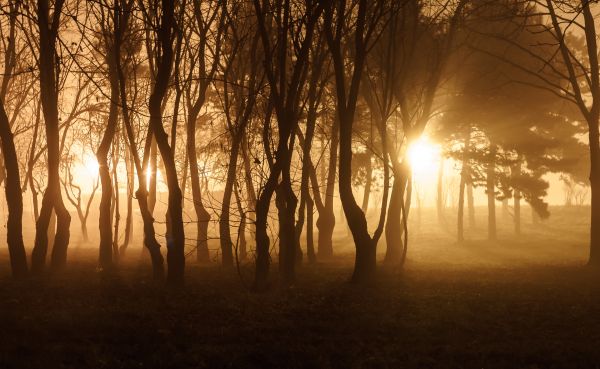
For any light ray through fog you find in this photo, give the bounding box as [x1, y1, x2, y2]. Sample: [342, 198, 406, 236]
[407, 136, 441, 183]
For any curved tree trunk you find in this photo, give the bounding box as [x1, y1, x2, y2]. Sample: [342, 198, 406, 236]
[187, 112, 210, 263]
[96, 51, 119, 270]
[149, 0, 184, 286]
[119, 148, 134, 255]
[31, 0, 71, 273]
[254, 166, 279, 290]
[384, 167, 409, 264]
[0, 101, 27, 277]
[115, 6, 164, 279]
[219, 135, 242, 267]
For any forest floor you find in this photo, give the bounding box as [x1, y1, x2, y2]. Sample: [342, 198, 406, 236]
[0, 206, 599, 368]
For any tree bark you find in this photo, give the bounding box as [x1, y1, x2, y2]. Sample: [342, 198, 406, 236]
[588, 115, 600, 266]
[487, 144, 497, 240]
[149, 0, 185, 286]
[458, 169, 466, 243]
[31, 0, 72, 273]
[97, 34, 120, 270]
[513, 160, 522, 235]
[219, 135, 242, 267]
[316, 120, 338, 259]
[384, 166, 408, 264]
[0, 100, 27, 277]
[119, 148, 134, 255]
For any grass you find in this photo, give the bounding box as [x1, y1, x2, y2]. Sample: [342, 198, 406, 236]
[0, 206, 598, 368]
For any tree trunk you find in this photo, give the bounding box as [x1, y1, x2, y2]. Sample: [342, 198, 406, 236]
[254, 166, 279, 290]
[276, 177, 298, 284]
[119, 148, 134, 255]
[219, 135, 242, 267]
[339, 113, 379, 283]
[111, 150, 120, 261]
[148, 139, 158, 214]
[487, 144, 497, 241]
[116, 28, 164, 280]
[187, 115, 210, 263]
[316, 120, 338, 259]
[588, 116, 600, 266]
[306, 195, 316, 263]
[384, 168, 408, 264]
[233, 180, 247, 261]
[0, 101, 27, 277]
[457, 168, 466, 243]
[96, 53, 119, 270]
[458, 130, 471, 243]
[512, 160, 522, 235]
[149, 0, 184, 286]
[31, 0, 71, 272]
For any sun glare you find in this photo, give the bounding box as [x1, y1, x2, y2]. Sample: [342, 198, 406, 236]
[82, 154, 100, 177]
[407, 137, 441, 180]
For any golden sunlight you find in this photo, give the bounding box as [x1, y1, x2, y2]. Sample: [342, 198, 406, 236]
[83, 154, 100, 177]
[407, 136, 441, 181]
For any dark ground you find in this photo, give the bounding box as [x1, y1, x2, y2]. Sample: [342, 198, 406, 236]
[0, 206, 599, 368]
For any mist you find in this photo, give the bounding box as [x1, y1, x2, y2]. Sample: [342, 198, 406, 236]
[0, 0, 599, 367]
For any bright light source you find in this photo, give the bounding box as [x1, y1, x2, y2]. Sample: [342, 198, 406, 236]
[82, 154, 99, 178]
[407, 136, 441, 180]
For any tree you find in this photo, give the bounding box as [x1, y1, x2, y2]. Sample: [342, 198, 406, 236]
[145, 0, 185, 285]
[325, 0, 390, 282]
[0, 0, 28, 277]
[31, 0, 72, 272]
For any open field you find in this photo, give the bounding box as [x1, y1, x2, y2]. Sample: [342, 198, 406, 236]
[0, 206, 598, 368]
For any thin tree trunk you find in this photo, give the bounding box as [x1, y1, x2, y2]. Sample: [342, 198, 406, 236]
[233, 180, 247, 261]
[588, 115, 600, 266]
[513, 159, 522, 235]
[457, 170, 466, 243]
[148, 139, 157, 214]
[487, 144, 497, 240]
[119, 147, 134, 255]
[111, 144, 120, 261]
[219, 135, 242, 267]
[306, 195, 316, 263]
[384, 167, 408, 264]
[458, 130, 471, 242]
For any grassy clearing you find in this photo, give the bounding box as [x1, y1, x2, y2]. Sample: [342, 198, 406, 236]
[0, 206, 598, 368]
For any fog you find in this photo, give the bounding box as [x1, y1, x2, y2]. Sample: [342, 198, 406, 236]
[1, 0, 599, 367]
